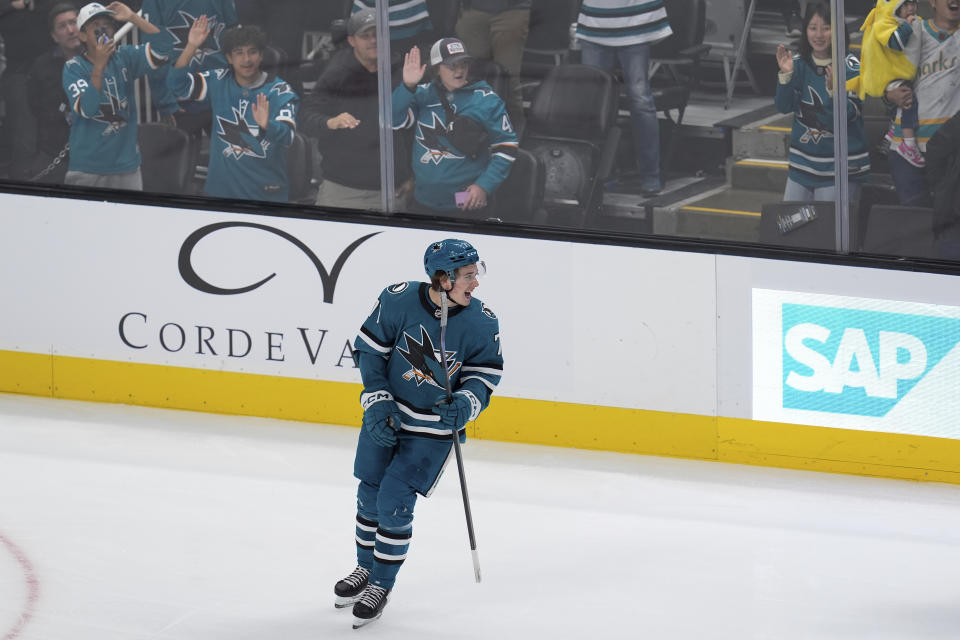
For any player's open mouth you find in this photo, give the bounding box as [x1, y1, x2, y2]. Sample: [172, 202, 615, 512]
[949, 1, 960, 11]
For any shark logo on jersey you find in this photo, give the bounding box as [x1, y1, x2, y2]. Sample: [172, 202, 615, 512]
[270, 81, 294, 97]
[397, 325, 461, 388]
[167, 10, 225, 65]
[93, 77, 128, 135]
[416, 112, 464, 164]
[216, 106, 267, 159]
[797, 87, 831, 144]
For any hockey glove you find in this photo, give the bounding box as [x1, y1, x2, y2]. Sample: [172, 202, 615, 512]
[363, 399, 402, 447]
[432, 392, 473, 431]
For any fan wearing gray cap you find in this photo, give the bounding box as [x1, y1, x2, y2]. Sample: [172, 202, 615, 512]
[300, 8, 413, 210]
[391, 38, 518, 215]
[61, 2, 168, 190]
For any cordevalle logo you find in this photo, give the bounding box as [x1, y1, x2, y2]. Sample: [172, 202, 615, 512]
[178, 221, 379, 303]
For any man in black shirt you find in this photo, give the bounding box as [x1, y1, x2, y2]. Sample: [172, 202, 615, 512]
[0, 0, 53, 178]
[25, 2, 80, 182]
[300, 8, 411, 211]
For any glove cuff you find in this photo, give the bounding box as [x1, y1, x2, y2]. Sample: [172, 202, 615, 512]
[361, 390, 394, 410]
[454, 390, 482, 422]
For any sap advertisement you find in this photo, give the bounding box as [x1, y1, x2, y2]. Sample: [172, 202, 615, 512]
[753, 289, 960, 439]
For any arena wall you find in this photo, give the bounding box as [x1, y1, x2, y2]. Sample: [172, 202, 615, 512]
[3, 193, 959, 483]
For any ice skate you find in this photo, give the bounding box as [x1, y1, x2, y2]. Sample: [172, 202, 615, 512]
[334, 566, 370, 609]
[351, 584, 390, 629]
[894, 140, 926, 168]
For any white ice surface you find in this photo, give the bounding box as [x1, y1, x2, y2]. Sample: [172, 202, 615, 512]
[1, 393, 960, 639]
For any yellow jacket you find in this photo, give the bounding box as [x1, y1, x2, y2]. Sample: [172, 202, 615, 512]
[846, 0, 917, 98]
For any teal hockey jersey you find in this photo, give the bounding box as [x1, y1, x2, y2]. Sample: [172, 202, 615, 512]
[169, 65, 298, 201]
[775, 54, 871, 188]
[62, 43, 168, 174]
[353, 282, 503, 440]
[392, 80, 518, 212]
[140, 0, 238, 117]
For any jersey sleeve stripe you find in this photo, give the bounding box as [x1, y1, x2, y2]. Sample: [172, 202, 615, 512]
[276, 115, 297, 130]
[461, 364, 503, 375]
[357, 327, 392, 352]
[394, 108, 414, 130]
[145, 42, 167, 69]
[459, 374, 498, 391]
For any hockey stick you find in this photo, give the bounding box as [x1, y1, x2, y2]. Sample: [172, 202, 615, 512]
[439, 292, 482, 583]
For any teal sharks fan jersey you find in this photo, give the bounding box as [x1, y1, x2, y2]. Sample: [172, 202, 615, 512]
[169, 65, 298, 201]
[140, 0, 238, 117]
[354, 282, 503, 439]
[62, 43, 168, 174]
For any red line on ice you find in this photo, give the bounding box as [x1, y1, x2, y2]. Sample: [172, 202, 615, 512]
[1, 532, 39, 640]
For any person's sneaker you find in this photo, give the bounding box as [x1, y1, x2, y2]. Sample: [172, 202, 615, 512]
[640, 177, 662, 196]
[334, 565, 370, 609]
[894, 140, 926, 168]
[352, 584, 390, 629]
[785, 14, 803, 37]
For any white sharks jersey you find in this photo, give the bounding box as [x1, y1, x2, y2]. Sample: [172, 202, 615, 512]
[354, 282, 503, 439]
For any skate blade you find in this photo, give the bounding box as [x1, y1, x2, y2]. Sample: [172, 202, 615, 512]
[352, 613, 382, 629]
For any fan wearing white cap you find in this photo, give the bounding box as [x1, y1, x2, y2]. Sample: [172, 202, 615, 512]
[61, 2, 168, 190]
[392, 39, 519, 215]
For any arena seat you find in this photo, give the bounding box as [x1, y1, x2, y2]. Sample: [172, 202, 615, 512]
[521, 64, 620, 227]
[861, 205, 938, 258]
[138, 122, 196, 195]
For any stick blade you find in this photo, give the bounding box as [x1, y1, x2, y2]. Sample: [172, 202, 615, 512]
[472, 549, 482, 583]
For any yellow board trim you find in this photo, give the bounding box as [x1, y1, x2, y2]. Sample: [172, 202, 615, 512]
[3, 349, 960, 484]
[680, 206, 762, 217]
[735, 160, 789, 169]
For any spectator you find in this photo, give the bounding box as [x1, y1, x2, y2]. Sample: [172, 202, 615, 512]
[139, 0, 237, 137]
[885, 0, 960, 207]
[455, 0, 530, 130]
[26, 2, 81, 183]
[300, 8, 412, 211]
[925, 109, 960, 259]
[774, 3, 870, 208]
[61, 2, 167, 190]
[169, 19, 299, 202]
[851, 0, 924, 167]
[352, 0, 434, 60]
[576, 0, 672, 196]
[0, 0, 52, 179]
[235, 0, 307, 95]
[393, 37, 518, 215]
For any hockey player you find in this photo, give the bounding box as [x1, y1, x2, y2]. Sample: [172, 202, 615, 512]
[168, 18, 298, 202]
[393, 38, 518, 215]
[61, 2, 168, 190]
[337, 239, 503, 629]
